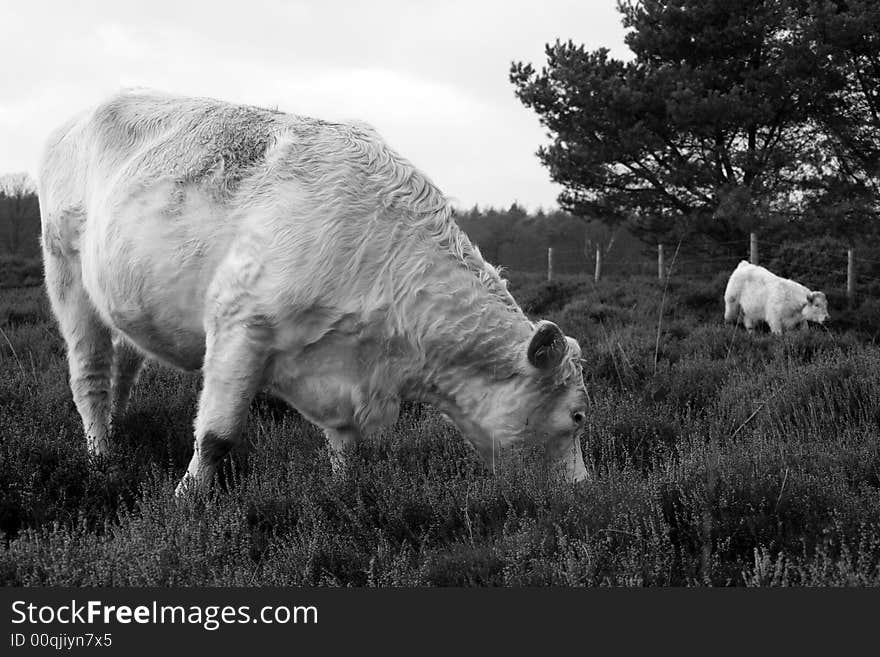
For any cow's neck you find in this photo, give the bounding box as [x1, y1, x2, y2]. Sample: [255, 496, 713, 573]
[396, 253, 534, 452]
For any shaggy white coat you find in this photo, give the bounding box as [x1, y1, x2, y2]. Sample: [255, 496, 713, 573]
[37, 90, 589, 492]
[724, 261, 829, 334]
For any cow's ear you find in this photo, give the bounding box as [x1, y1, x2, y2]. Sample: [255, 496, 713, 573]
[527, 321, 566, 370]
[806, 292, 815, 304]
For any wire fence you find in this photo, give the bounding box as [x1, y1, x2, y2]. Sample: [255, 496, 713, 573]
[503, 234, 880, 304]
[4, 235, 880, 304]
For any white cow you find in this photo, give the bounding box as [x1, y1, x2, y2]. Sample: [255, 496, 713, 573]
[37, 90, 589, 493]
[723, 260, 829, 334]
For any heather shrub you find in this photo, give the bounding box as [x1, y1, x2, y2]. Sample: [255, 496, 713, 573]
[3, 276, 880, 586]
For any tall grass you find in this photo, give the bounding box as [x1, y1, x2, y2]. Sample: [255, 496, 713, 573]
[1, 276, 879, 586]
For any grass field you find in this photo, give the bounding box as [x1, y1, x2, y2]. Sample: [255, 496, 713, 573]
[2, 270, 880, 586]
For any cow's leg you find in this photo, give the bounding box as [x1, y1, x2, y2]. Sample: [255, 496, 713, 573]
[44, 252, 113, 456]
[175, 325, 268, 495]
[110, 334, 144, 424]
[325, 427, 360, 474]
[743, 316, 756, 334]
[767, 316, 784, 335]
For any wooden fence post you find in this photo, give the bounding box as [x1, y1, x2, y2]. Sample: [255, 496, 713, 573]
[750, 232, 758, 265]
[847, 248, 855, 306]
[547, 247, 553, 282]
[594, 244, 602, 283]
[658, 244, 665, 281]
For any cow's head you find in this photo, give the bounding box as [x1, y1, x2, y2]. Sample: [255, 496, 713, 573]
[522, 320, 589, 481]
[803, 291, 829, 324]
[448, 320, 589, 483]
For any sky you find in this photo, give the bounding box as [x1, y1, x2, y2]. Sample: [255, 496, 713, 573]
[0, 0, 630, 211]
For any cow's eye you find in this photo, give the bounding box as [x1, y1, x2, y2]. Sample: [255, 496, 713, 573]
[571, 410, 586, 425]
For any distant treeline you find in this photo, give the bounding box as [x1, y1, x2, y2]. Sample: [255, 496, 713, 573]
[0, 175, 645, 279]
[455, 204, 647, 275]
[3, 176, 877, 290]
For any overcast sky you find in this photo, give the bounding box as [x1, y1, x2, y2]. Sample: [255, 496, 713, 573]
[0, 0, 630, 210]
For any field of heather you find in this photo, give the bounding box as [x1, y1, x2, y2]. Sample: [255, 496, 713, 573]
[2, 270, 880, 586]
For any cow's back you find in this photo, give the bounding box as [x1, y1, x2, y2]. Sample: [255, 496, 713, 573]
[40, 92, 285, 209]
[725, 261, 772, 318]
[38, 92, 302, 368]
[725, 261, 761, 299]
[38, 90, 511, 371]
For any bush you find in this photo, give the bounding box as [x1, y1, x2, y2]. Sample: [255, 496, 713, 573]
[675, 271, 729, 318]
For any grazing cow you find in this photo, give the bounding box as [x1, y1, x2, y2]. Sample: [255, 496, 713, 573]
[723, 260, 829, 334]
[37, 90, 589, 493]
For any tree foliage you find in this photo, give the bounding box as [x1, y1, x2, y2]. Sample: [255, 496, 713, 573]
[510, 0, 880, 244]
[798, 0, 880, 236]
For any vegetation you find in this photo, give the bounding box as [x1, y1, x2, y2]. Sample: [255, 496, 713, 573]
[510, 0, 880, 244]
[0, 255, 43, 288]
[2, 270, 879, 587]
[455, 204, 647, 275]
[0, 173, 40, 259]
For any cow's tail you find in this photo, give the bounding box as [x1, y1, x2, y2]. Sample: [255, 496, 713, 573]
[723, 273, 741, 324]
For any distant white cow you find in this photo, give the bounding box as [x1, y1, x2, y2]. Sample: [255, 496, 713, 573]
[723, 260, 829, 334]
[38, 90, 589, 493]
